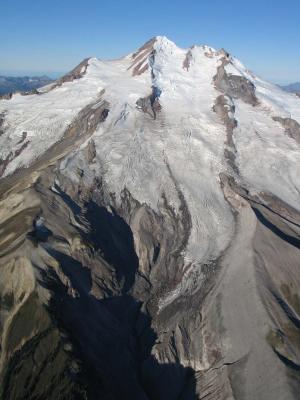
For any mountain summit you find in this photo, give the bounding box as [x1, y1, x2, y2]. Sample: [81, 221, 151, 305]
[0, 37, 300, 399]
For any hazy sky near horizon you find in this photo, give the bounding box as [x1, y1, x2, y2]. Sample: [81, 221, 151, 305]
[1, 0, 299, 84]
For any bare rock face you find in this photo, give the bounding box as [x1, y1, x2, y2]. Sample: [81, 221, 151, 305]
[50, 58, 91, 90]
[214, 57, 258, 106]
[213, 94, 238, 173]
[136, 86, 162, 119]
[273, 116, 300, 144]
[183, 49, 193, 71]
[0, 112, 6, 135]
[0, 37, 300, 400]
[128, 38, 156, 76]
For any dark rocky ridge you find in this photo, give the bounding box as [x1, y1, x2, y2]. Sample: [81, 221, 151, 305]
[273, 116, 300, 144]
[214, 56, 258, 106]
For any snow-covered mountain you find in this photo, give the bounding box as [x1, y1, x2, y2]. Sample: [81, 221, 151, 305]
[0, 36, 299, 400]
[281, 81, 300, 94]
[0, 75, 54, 96]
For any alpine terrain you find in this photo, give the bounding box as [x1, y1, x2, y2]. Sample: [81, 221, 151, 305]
[0, 36, 300, 400]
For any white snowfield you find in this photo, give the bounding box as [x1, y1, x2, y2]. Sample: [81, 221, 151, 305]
[1, 36, 299, 274]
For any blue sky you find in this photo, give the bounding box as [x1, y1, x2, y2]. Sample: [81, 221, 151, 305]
[1, 0, 299, 84]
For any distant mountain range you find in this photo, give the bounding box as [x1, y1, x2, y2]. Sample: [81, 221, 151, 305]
[280, 81, 300, 94]
[0, 75, 54, 95]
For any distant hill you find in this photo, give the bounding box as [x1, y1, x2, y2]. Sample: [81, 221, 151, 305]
[0, 75, 54, 95]
[280, 81, 300, 94]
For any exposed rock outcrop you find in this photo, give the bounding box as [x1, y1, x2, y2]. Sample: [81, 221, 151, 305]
[136, 86, 162, 119]
[273, 116, 300, 144]
[51, 58, 91, 90]
[213, 94, 238, 172]
[214, 57, 258, 106]
[128, 37, 156, 76]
